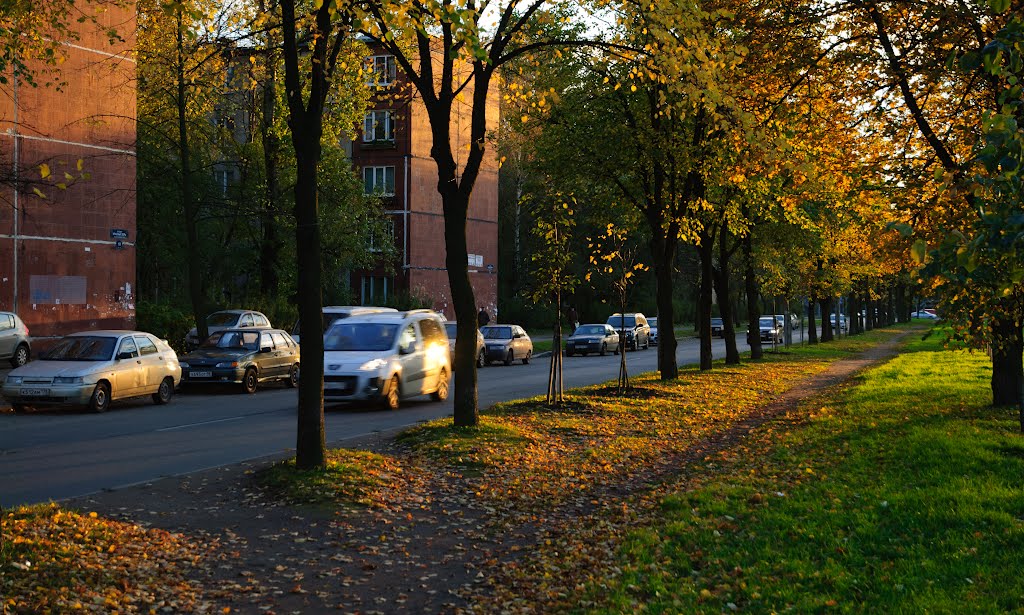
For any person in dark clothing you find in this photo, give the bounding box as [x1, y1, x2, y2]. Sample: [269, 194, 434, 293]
[568, 306, 579, 332]
[477, 307, 490, 328]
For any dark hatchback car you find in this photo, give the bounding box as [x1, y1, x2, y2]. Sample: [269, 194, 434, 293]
[710, 317, 725, 337]
[179, 328, 300, 393]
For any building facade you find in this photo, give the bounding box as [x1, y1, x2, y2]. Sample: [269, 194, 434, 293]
[350, 49, 499, 320]
[0, 8, 137, 337]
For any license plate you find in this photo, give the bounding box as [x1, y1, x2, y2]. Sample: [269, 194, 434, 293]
[189, 371, 213, 378]
[20, 388, 48, 396]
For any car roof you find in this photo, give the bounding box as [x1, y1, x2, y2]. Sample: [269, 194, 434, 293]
[209, 328, 288, 334]
[68, 330, 148, 336]
[323, 305, 398, 313]
[340, 311, 441, 324]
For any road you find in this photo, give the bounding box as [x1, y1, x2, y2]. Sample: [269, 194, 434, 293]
[0, 331, 799, 507]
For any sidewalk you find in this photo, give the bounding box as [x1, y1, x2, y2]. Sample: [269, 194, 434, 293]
[59, 331, 915, 614]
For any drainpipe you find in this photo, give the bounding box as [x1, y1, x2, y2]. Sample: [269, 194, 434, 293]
[403, 153, 409, 286]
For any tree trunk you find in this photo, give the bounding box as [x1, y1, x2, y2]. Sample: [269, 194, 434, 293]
[698, 235, 714, 371]
[651, 233, 679, 380]
[742, 230, 762, 359]
[176, 10, 207, 342]
[808, 298, 818, 344]
[991, 312, 1024, 423]
[819, 297, 834, 342]
[715, 224, 739, 365]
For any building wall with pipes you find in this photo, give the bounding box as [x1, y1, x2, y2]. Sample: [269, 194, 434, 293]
[350, 47, 500, 321]
[0, 7, 137, 337]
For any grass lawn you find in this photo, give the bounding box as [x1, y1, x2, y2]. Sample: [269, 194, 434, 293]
[590, 330, 1024, 612]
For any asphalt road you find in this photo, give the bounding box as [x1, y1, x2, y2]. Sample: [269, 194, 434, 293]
[0, 331, 802, 507]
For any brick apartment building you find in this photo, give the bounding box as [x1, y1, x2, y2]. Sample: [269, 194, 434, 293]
[0, 8, 137, 337]
[350, 49, 499, 320]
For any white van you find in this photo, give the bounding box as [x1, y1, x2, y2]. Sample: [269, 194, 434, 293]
[322, 310, 450, 410]
[290, 306, 397, 344]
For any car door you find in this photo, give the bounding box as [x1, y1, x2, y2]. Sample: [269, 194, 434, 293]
[397, 323, 426, 395]
[113, 336, 144, 398]
[0, 314, 15, 359]
[134, 335, 163, 393]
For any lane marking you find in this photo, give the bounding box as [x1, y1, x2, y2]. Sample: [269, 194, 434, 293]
[157, 416, 246, 432]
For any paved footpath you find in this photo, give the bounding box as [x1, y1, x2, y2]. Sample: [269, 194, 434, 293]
[64, 330, 916, 614]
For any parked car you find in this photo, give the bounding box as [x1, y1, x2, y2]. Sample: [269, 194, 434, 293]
[0, 311, 31, 367]
[647, 317, 659, 346]
[2, 330, 181, 413]
[444, 322, 486, 368]
[481, 324, 534, 365]
[179, 328, 299, 393]
[911, 310, 939, 320]
[829, 314, 849, 333]
[775, 313, 800, 332]
[322, 310, 449, 410]
[710, 317, 725, 338]
[566, 324, 620, 356]
[185, 310, 272, 349]
[606, 313, 651, 350]
[754, 316, 784, 343]
[291, 305, 398, 344]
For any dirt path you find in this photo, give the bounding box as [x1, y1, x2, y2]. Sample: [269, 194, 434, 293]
[66, 330, 917, 614]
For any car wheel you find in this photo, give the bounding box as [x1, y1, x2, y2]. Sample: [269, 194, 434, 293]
[286, 364, 299, 388]
[431, 369, 449, 401]
[383, 375, 400, 410]
[90, 382, 111, 413]
[644, 338, 650, 350]
[151, 377, 174, 405]
[504, 350, 514, 366]
[600, 343, 608, 356]
[10, 344, 29, 368]
[477, 350, 486, 368]
[522, 351, 531, 365]
[12, 404, 28, 414]
[242, 368, 258, 394]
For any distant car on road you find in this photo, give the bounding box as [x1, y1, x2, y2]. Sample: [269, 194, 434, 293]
[481, 325, 533, 365]
[323, 310, 450, 410]
[710, 317, 725, 338]
[290, 305, 398, 344]
[185, 310, 272, 350]
[829, 314, 849, 333]
[179, 328, 300, 393]
[566, 324, 620, 357]
[911, 310, 939, 320]
[0, 311, 31, 368]
[754, 316, 784, 343]
[2, 330, 181, 413]
[444, 322, 486, 368]
[606, 313, 651, 350]
[647, 317, 659, 346]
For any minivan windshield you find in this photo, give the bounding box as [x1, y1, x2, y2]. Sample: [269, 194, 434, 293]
[574, 325, 606, 336]
[607, 316, 636, 328]
[42, 336, 116, 361]
[325, 323, 399, 351]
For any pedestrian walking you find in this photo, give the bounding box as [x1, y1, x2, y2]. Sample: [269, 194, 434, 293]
[477, 306, 490, 328]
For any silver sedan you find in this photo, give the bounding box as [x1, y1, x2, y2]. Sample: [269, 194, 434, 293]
[2, 330, 181, 413]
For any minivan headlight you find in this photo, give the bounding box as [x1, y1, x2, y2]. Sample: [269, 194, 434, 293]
[359, 358, 388, 372]
[52, 376, 84, 385]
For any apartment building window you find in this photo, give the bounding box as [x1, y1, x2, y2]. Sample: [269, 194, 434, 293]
[363, 110, 395, 142]
[366, 55, 397, 86]
[363, 166, 396, 196]
[361, 276, 390, 305]
[367, 218, 395, 253]
[213, 168, 235, 196]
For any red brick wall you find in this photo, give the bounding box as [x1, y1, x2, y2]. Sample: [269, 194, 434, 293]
[0, 5, 137, 337]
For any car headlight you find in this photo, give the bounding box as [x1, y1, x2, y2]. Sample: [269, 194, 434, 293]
[215, 361, 239, 368]
[359, 358, 388, 372]
[52, 376, 84, 384]
[178, 362, 189, 369]
[6, 376, 22, 385]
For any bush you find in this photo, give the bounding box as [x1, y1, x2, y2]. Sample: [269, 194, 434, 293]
[135, 301, 194, 353]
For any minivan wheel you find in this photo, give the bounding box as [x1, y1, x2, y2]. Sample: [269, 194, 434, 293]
[10, 344, 29, 368]
[90, 382, 110, 413]
[242, 368, 258, 394]
[383, 375, 400, 410]
[152, 377, 174, 405]
[431, 369, 449, 401]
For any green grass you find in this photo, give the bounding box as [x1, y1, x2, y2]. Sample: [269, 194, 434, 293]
[587, 328, 1024, 613]
[258, 449, 403, 508]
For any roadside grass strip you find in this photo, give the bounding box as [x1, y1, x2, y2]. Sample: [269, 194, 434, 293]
[1, 504, 215, 614]
[258, 449, 411, 509]
[585, 331, 1024, 613]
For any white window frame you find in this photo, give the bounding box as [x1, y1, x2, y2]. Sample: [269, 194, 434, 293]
[363, 110, 395, 142]
[368, 218, 395, 253]
[363, 166, 396, 196]
[366, 55, 397, 86]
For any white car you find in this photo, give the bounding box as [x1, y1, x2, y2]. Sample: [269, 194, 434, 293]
[185, 310, 272, 349]
[290, 305, 398, 344]
[322, 310, 450, 410]
[911, 310, 939, 320]
[2, 330, 181, 413]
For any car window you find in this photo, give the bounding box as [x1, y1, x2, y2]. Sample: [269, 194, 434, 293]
[482, 326, 512, 340]
[240, 314, 255, 327]
[42, 336, 116, 361]
[399, 324, 418, 349]
[270, 332, 290, 349]
[135, 336, 158, 355]
[608, 315, 637, 328]
[648, 318, 658, 328]
[203, 330, 260, 350]
[118, 337, 139, 359]
[255, 315, 269, 327]
[0, 314, 12, 331]
[444, 323, 458, 339]
[419, 318, 446, 345]
[207, 312, 239, 327]
[325, 323, 399, 351]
